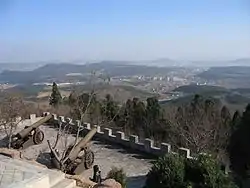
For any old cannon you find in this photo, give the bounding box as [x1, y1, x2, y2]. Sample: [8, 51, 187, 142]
[48, 127, 96, 175]
[11, 114, 52, 149]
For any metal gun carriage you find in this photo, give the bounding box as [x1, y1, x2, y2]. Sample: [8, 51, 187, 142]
[48, 127, 96, 175]
[11, 114, 52, 149]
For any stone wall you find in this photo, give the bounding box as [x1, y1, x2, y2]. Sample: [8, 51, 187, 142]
[37, 112, 194, 159]
[20, 112, 230, 173]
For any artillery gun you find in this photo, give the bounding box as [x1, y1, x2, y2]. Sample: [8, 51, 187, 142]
[11, 114, 52, 149]
[48, 127, 96, 175]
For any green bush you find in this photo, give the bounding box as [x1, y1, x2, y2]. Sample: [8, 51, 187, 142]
[185, 154, 237, 188]
[145, 153, 186, 188]
[144, 153, 238, 188]
[106, 167, 127, 188]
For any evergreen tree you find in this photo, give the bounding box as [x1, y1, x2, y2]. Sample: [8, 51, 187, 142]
[145, 154, 185, 188]
[231, 110, 242, 132]
[146, 97, 160, 121]
[145, 153, 237, 188]
[49, 82, 62, 107]
[221, 106, 231, 125]
[228, 104, 250, 181]
[68, 91, 78, 106]
[102, 94, 119, 121]
[132, 97, 146, 134]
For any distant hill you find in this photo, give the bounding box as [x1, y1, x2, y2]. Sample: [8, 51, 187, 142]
[162, 95, 222, 107]
[0, 62, 183, 84]
[0, 63, 44, 73]
[173, 84, 228, 96]
[5, 82, 156, 104]
[162, 84, 250, 112]
[197, 66, 250, 88]
[198, 66, 250, 80]
[162, 93, 250, 113]
[191, 58, 250, 67]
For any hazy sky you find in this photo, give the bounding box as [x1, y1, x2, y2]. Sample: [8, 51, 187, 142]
[0, 0, 250, 63]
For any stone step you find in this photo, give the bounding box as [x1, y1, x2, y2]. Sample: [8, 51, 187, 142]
[0, 155, 45, 172]
[12, 163, 64, 187]
[6, 174, 50, 188]
[6, 161, 64, 186]
[51, 178, 76, 188]
[47, 171, 65, 187]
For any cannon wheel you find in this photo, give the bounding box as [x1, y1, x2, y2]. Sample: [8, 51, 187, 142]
[84, 150, 94, 169]
[33, 130, 44, 144]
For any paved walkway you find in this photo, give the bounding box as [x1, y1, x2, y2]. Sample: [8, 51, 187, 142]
[0, 122, 153, 188]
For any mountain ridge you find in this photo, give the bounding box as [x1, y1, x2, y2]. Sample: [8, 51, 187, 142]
[0, 61, 182, 84]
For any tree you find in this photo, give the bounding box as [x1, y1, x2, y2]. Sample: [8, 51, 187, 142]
[185, 154, 237, 188]
[47, 73, 121, 171]
[119, 97, 147, 136]
[231, 110, 241, 132]
[0, 94, 27, 148]
[49, 82, 62, 107]
[145, 153, 237, 188]
[145, 153, 185, 188]
[145, 97, 168, 141]
[228, 104, 250, 183]
[132, 98, 146, 134]
[146, 97, 161, 125]
[170, 95, 230, 156]
[221, 106, 231, 127]
[102, 94, 119, 121]
[219, 106, 232, 153]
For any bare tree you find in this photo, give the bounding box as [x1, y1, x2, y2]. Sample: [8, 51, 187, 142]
[0, 94, 27, 148]
[47, 71, 121, 168]
[166, 96, 231, 157]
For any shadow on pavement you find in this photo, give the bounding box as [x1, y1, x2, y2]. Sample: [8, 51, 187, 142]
[36, 152, 54, 168]
[93, 139, 156, 161]
[0, 136, 8, 147]
[127, 175, 146, 188]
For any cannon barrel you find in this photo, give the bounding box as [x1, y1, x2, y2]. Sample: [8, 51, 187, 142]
[16, 114, 53, 139]
[68, 127, 97, 161]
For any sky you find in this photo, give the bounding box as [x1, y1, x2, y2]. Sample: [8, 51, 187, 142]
[0, 0, 250, 63]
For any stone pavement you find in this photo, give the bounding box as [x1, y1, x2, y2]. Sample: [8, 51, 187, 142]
[0, 120, 153, 188]
[19, 125, 152, 187]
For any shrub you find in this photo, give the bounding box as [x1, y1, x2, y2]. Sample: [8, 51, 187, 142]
[185, 154, 237, 188]
[144, 153, 238, 188]
[106, 167, 127, 188]
[145, 153, 186, 188]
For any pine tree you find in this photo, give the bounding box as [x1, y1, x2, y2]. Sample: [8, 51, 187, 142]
[49, 82, 62, 107]
[221, 105, 232, 127]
